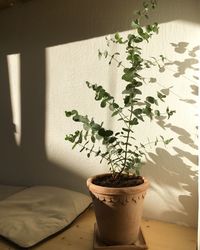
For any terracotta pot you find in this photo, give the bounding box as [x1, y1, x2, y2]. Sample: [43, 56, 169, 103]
[87, 173, 149, 245]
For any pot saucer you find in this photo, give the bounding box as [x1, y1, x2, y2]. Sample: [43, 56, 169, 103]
[93, 224, 148, 250]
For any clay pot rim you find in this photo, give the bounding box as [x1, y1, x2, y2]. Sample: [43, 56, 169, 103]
[87, 173, 149, 195]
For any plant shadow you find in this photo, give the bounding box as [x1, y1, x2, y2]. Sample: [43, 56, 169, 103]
[142, 147, 198, 227]
[162, 43, 199, 102]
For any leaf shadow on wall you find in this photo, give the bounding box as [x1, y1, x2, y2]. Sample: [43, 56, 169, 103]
[160, 43, 199, 105]
[141, 42, 198, 227]
[142, 147, 198, 227]
[165, 43, 199, 78]
[154, 42, 198, 148]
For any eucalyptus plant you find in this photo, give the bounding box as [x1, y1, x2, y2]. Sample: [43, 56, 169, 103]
[65, 0, 175, 178]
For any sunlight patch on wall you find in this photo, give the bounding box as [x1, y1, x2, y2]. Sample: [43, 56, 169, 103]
[44, 37, 111, 178]
[7, 54, 21, 146]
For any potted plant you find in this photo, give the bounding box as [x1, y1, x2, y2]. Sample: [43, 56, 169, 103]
[65, 0, 175, 246]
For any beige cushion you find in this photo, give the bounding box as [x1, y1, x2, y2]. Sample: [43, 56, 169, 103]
[0, 185, 26, 201]
[0, 186, 91, 247]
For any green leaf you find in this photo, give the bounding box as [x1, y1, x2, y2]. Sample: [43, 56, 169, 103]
[140, 143, 145, 148]
[104, 130, 113, 137]
[137, 27, 144, 36]
[96, 150, 101, 156]
[91, 135, 95, 143]
[101, 152, 109, 158]
[108, 137, 117, 143]
[131, 22, 138, 29]
[133, 36, 143, 43]
[146, 25, 152, 33]
[137, 115, 144, 122]
[146, 96, 155, 104]
[84, 131, 89, 140]
[124, 96, 130, 105]
[129, 118, 139, 125]
[155, 137, 158, 146]
[83, 124, 90, 131]
[143, 106, 152, 118]
[137, 27, 150, 41]
[112, 110, 120, 117]
[135, 158, 141, 163]
[122, 68, 135, 82]
[80, 147, 85, 152]
[134, 81, 143, 87]
[133, 108, 143, 115]
[166, 107, 176, 119]
[65, 135, 74, 143]
[100, 100, 107, 108]
[152, 23, 159, 33]
[113, 103, 119, 109]
[86, 81, 92, 88]
[109, 103, 115, 111]
[134, 89, 142, 95]
[154, 110, 160, 117]
[143, 2, 149, 8]
[96, 134, 102, 140]
[135, 10, 141, 16]
[117, 61, 122, 67]
[65, 111, 72, 117]
[135, 167, 140, 176]
[91, 123, 101, 131]
[117, 149, 123, 154]
[121, 142, 132, 146]
[126, 83, 134, 90]
[115, 32, 120, 40]
[72, 115, 80, 122]
[79, 115, 89, 123]
[98, 128, 106, 137]
[157, 91, 166, 101]
[98, 50, 102, 59]
[160, 135, 165, 142]
[77, 131, 83, 143]
[122, 127, 133, 132]
[160, 54, 166, 62]
[165, 138, 173, 145]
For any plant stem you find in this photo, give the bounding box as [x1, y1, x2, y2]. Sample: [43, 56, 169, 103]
[107, 53, 125, 68]
[107, 100, 129, 128]
[78, 144, 110, 162]
[118, 105, 134, 175]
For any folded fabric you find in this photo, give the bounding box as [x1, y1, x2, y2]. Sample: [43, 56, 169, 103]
[0, 185, 26, 201]
[0, 186, 91, 247]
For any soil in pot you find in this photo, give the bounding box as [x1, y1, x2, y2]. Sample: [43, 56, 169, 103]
[92, 174, 144, 188]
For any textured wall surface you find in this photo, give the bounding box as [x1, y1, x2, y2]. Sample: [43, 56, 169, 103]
[0, 0, 199, 227]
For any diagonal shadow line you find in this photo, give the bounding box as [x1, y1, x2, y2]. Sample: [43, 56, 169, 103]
[0, 46, 90, 193]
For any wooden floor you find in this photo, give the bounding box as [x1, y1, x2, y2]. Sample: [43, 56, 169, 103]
[0, 207, 197, 250]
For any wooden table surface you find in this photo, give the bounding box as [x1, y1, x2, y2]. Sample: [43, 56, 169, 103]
[0, 207, 197, 250]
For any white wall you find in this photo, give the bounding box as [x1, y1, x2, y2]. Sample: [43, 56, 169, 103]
[0, 0, 199, 227]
